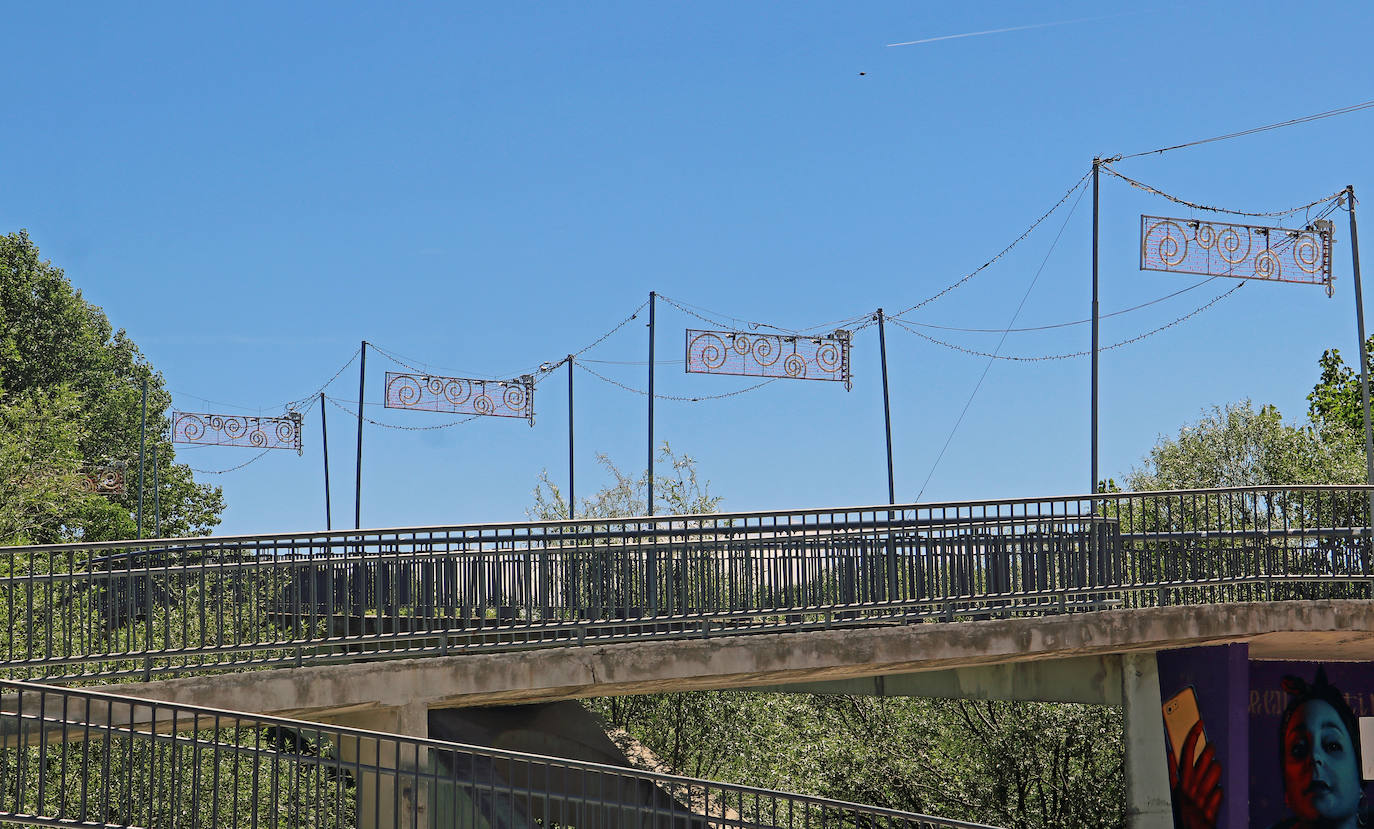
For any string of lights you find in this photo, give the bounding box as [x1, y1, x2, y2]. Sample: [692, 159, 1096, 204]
[912, 172, 1092, 501]
[1100, 166, 1343, 219]
[901, 277, 1221, 335]
[326, 396, 482, 431]
[581, 358, 686, 366]
[568, 299, 652, 358]
[173, 349, 358, 420]
[368, 342, 541, 384]
[576, 362, 776, 402]
[278, 348, 363, 414]
[657, 293, 870, 338]
[186, 448, 274, 475]
[888, 170, 1093, 320]
[890, 280, 1246, 361]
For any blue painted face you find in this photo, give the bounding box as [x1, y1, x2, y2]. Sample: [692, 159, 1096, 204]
[1283, 699, 1363, 826]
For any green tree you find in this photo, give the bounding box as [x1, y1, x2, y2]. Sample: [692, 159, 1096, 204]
[588, 689, 1124, 829]
[0, 230, 223, 542]
[1124, 400, 1364, 490]
[1307, 336, 1374, 435]
[541, 451, 1123, 829]
[0, 387, 103, 543]
[529, 441, 722, 520]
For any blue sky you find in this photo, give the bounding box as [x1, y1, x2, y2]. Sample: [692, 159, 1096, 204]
[5, 2, 1374, 534]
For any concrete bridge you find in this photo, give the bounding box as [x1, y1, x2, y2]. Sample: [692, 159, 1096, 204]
[2, 485, 1373, 828]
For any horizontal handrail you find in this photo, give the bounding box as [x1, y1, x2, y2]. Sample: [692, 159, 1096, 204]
[6, 484, 1369, 557]
[0, 486, 1368, 682]
[0, 680, 1001, 829]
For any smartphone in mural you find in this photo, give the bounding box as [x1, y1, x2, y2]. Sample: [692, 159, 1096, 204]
[1163, 686, 1208, 765]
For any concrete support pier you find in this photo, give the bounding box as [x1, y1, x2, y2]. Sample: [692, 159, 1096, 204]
[1121, 653, 1171, 829]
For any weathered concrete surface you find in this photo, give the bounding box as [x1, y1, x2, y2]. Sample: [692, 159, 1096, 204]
[777, 654, 1123, 705]
[1121, 653, 1171, 829]
[91, 600, 1374, 719]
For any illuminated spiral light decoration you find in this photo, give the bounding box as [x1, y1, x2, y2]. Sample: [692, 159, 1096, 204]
[753, 336, 779, 366]
[1194, 223, 1216, 250]
[1215, 226, 1251, 265]
[815, 341, 841, 372]
[82, 468, 124, 496]
[691, 333, 729, 369]
[1253, 249, 1282, 281]
[171, 411, 301, 451]
[382, 372, 534, 423]
[178, 414, 206, 442]
[686, 328, 850, 389]
[275, 419, 296, 443]
[224, 416, 249, 439]
[1294, 234, 1322, 274]
[389, 375, 425, 408]
[1141, 215, 1332, 292]
[97, 469, 121, 492]
[442, 378, 472, 406]
[1150, 220, 1189, 267]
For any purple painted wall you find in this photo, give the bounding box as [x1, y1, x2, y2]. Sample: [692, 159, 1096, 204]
[1158, 644, 1251, 829]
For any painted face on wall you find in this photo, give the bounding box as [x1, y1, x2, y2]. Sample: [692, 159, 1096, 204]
[1282, 699, 1363, 826]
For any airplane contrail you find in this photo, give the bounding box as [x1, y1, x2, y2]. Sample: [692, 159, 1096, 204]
[886, 13, 1128, 47]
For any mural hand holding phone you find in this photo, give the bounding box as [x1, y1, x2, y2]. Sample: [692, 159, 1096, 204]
[1164, 687, 1223, 829]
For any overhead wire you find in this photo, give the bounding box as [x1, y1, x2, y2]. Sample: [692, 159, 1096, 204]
[891, 279, 1246, 360]
[186, 448, 275, 475]
[367, 342, 542, 384]
[1100, 165, 1344, 218]
[913, 174, 1091, 501]
[901, 277, 1223, 335]
[1112, 97, 1374, 161]
[325, 396, 483, 431]
[576, 362, 777, 402]
[581, 358, 686, 366]
[889, 168, 1094, 320]
[567, 299, 652, 358]
[657, 293, 871, 338]
[172, 346, 360, 420]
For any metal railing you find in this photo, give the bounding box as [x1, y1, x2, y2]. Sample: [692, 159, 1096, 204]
[0, 680, 998, 829]
[0, 486, 1369, 682]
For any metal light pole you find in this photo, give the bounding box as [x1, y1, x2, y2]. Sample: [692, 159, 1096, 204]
[567, 355, 575, 520]
[1346, 187, 1374, 507]
[647, 292, 656, 516]
[876, 308, 899, 602]
[876, 309, 895, 504]
[152, 445, 161, 538]
[1090, 158, 1101, 497]
[355, 341, 366, 530]
[137, 376, 148, 538]
[320, 392, 332, 531]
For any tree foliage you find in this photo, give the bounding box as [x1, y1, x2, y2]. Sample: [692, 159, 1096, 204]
[0, 230, 223, 543]
[528, 442, 722, 520]
[1124, 400, 1365, 490]
[1307, 335, 1374, 436]
[538, 450, 1124, 829]
[588, 690, 1124, 829]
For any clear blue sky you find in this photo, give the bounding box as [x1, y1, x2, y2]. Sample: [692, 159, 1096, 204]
[5, 2, 1374, 535]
